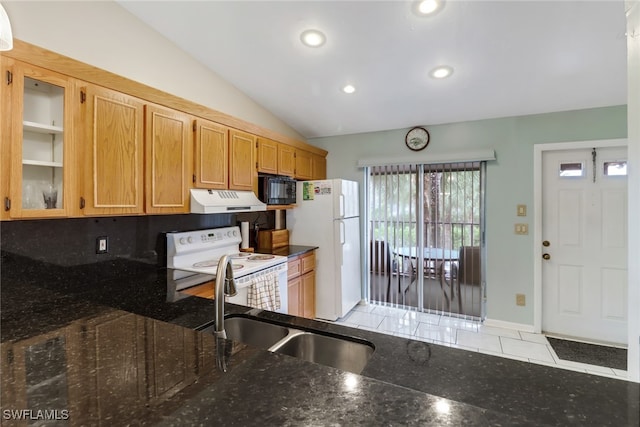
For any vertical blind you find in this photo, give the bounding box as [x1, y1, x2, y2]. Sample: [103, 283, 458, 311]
[367, 162, 485, 319]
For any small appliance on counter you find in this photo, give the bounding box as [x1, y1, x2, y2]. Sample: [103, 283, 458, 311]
[286, 179, 362, 321]
[257, 229, 289, 251]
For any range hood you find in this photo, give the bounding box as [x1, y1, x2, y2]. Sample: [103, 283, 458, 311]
[190, 189, 266, 214]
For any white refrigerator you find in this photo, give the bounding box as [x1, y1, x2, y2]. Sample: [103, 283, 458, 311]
[286, 179, 362, 321]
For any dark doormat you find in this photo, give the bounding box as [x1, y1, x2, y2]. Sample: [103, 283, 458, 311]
[547, 337, 627, 371]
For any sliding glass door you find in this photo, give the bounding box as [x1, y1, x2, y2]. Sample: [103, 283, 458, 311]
[366, 161, 485, 319]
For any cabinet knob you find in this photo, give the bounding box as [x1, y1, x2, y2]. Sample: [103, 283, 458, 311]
[542, 253, 550, 260]
[542, 240, 550, 247]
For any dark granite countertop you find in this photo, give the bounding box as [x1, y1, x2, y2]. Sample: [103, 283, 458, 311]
[1, 252, 638, 426]
[256, 244, 318, 258]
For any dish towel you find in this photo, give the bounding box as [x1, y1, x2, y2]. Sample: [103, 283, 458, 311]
[247, 272, 281, 311]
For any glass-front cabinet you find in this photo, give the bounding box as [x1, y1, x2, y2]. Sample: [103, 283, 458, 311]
[7, 61, 75, 218]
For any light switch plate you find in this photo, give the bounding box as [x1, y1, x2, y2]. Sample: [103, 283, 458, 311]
[514, 224, 529, 235]
[517, 204, 527, 216]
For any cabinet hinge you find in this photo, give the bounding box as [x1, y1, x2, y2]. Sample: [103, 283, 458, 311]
[80, 90, 86, 104]
[294, 152, 297, 158]
[79, 197, 85, 209]
[192, 121, 197, 132]
[4, 197, 10, 211]
[255, 141, 258, 148]
[6, 70, 12, 85]
[255, 162, 258, 169]
[193, 174, 196, 183]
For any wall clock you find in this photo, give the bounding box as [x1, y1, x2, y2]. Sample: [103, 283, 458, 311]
[405, 126, 430, 151]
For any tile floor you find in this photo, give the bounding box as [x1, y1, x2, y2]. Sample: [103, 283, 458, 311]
[332, 302, 629, 381]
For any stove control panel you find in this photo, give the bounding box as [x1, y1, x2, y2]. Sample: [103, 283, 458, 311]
[167, 226, 242, 259]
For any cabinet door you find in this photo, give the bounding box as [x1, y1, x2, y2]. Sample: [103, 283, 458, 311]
[301, 251, 316, 275]
[287, 257, 302, 280]
[194, 119, 228, 189]
[144, 104, 192, 214]
[229, 129, 256, 192]
[278, 144, 296, 177]
[288, 276, 301, 317]
[0, 57, 12, 220]
[7, 61, 77, 218]
[295, 149, 313, 180]
[302, 271, 316, 319]
[311, 153, 327, 180]
[80, 84, 144, 216]
[257, 137, 278, 174]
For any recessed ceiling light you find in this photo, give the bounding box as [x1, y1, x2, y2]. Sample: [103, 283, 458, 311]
[300, 29, 326, 48]
[342, 84, 356, 94]
[430, 65, 453, 79]
[414, 0, 444, 16]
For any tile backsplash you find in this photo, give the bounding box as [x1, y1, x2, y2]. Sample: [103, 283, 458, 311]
[0, 211, 275, 267]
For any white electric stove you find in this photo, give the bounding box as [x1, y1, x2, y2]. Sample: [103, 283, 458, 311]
[166, 226, 288, 311]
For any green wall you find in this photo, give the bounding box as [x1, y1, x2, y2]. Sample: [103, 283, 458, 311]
[310, 105, 627, 325]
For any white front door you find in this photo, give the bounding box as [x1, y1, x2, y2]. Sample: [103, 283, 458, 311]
[541, 146, 628, 344]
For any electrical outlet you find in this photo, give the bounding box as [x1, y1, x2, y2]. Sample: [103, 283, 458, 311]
[96, 236, 108, 254]
[516, 293, 526, 306]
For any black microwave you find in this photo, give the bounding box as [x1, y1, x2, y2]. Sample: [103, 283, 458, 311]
[258, 176, 297, 205]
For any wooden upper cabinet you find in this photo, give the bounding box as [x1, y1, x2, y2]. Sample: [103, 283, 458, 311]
[0, 57, 12, 220]
[311, 153, 327, 180]
[144, 104, 192, 214]
[229, 129, 256, 192]
[4, 60, 77, 219]
[194, 119, 228, 190]
[295, 149, 313, 180]
[278, 144, 296, 177]
[257, 137, 278, 175]
[80, 83, 144, 216]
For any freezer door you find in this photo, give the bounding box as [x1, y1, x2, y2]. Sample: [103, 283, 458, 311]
[333, 179, 359, 219]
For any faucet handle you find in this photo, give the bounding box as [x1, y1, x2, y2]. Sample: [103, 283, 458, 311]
[224, 262, 237, 296]
[224, 277, 237, 297]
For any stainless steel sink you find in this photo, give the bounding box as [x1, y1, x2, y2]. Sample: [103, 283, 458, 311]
[271, 331, 374, 374]
[201, 316, 290, 349]
[201, 315, 375, 374]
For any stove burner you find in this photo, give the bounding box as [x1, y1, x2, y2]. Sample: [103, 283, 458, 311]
[230, 252, 252, 259]
[192, 260, 245, 269]
[248, 255, 275, 261]
[192, 260, 218, 268]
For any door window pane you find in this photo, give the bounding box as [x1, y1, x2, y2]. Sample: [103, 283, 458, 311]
[603, 161, 627, 176]
[559, 162, 584, 177]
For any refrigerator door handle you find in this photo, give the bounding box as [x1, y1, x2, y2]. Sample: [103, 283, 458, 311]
[339, 193, 345, 218]
[337, 220, 345, 266]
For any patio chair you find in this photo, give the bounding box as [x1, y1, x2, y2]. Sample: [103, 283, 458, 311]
[452, 246, 481, 313]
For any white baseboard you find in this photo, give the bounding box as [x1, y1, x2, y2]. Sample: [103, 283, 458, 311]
[483, 318, 535, 333]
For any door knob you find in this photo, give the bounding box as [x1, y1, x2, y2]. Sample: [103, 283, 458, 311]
[542, 253, 550, 260]
[542, 240, 550, 247]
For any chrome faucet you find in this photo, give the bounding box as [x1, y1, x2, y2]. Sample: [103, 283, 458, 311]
[214, 254, 237, 339]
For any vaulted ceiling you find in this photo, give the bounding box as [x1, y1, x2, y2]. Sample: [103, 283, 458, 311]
[118, 1, 627, 139]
